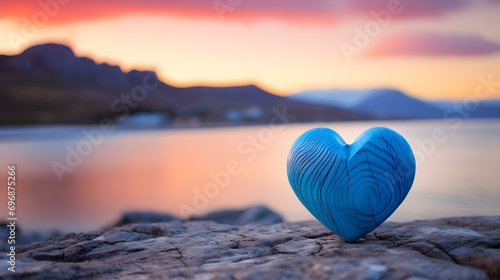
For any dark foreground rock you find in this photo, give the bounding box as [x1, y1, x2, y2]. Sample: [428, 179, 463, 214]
[189, 205, 284, 225]
[108, 205, 283, 229]
[0, 216, 498, 280]
[109, 211, 181, 228]
[0, 223, 61, 249]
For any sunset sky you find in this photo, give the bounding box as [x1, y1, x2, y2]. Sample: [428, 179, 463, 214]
[1, 0, 499, 100]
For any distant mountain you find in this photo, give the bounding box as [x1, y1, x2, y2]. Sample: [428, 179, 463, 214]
[0, 43, 367, 125]
[290, 88, 500, 119]
[4, 43, 496, 125]
[479, 100, 500, 108]
[290, 88, 443, 119]
[430, 100, 500, 118]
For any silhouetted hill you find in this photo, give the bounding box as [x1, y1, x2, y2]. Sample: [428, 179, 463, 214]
[0, 43, 368, 125]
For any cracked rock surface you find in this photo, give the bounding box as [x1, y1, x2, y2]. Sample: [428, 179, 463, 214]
[1, 216, 498, 279]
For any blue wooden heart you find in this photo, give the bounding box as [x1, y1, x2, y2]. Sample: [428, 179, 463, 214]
[287, 127, 416, 242]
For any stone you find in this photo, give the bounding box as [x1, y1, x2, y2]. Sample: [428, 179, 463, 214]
[109, 211, 181, 228]
[189, 205, 283, 225]
[0, 216, 498, 279]
[0, 223, 61, 249]
[288, 127, 416, 242]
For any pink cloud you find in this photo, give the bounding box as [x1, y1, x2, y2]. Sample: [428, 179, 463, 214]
[0, 0, 335, 24]
[365, 32, 500, 57]
[0, 0, 479, 25]
[337, 0, 468, 19]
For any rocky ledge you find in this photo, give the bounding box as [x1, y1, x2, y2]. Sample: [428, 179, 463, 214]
[1, 216, 499, 280]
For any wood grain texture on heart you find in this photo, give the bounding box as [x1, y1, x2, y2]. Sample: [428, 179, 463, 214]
[287, 127, 416, 242]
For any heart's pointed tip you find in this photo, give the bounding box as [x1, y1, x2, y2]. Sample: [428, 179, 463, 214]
[338, 234, 364, 243]
[328, 228, 366, 243]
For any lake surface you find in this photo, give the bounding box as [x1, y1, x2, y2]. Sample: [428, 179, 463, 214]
[0, 120, 499, 233]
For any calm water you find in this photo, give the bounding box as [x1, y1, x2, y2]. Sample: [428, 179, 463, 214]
[0, 120, 499, 233]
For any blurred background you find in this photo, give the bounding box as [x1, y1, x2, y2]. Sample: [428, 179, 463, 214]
[0, 0, 499, 240]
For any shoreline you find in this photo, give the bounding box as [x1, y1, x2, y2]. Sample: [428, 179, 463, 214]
[1, 118, 499, 141]
[1, 216, 498, 279]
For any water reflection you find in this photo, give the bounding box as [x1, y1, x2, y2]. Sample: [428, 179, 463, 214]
[0, 120, 499, 233]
